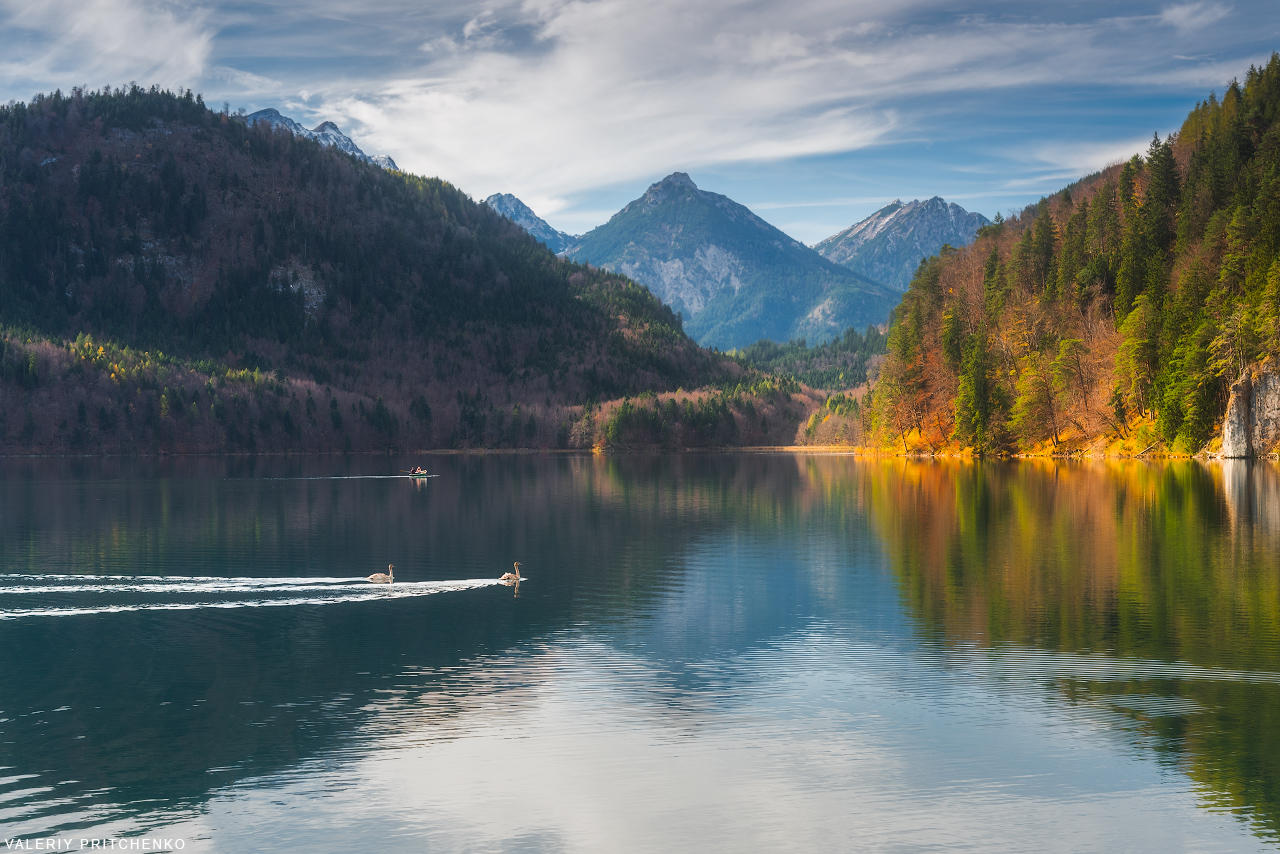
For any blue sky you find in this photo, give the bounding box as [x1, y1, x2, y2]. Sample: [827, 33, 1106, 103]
[0, 0, 1275, 243]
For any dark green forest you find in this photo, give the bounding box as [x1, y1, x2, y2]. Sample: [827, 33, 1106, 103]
[732, 325, 887, 391]
[0, 86, 749, 452]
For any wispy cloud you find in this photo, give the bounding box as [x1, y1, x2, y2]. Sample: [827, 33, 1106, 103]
[288, 0, 1266, 208]
[749, 197, 903, 211]
[209, 65, 282, 96]
[1021, 137, 1156, 183]
[1160, 2, 1231, 34]
[0, 0, 1270, 237]
[0, 0, 212, 91]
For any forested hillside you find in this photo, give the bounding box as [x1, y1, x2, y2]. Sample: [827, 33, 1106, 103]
[868, 54, 1280, 456]
[732, 325, 887, 391]
[0, 86, 740, 453]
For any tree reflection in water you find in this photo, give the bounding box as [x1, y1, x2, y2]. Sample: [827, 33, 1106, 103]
[865, 458, 1280, 842]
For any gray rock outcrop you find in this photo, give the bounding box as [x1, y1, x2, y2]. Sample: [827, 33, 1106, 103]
[1221, 363, 1280, 457]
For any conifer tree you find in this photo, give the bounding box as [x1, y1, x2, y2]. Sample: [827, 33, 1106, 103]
[954, 328, 1004, 452]
[1009, 356, 1059, 446]
[983, 247, 1006, 318]
[1058, 199, 1089, 305]
[1116, 295, 1161, 415]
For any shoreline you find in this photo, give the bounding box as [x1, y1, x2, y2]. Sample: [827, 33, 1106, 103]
[1, 445, 1276, 461]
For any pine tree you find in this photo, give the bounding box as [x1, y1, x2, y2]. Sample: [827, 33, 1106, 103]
[1144, 134, 1179, 255]
[954, 328, 1004, 452]
[1116, 295, 1161, 415]
[983, 247, 1006, 318]
[1030, 200, 1059, 297]
[1057, 199, 1089, 305]
[941, 307, 965, 372]
[1009, 355, 1059, 446]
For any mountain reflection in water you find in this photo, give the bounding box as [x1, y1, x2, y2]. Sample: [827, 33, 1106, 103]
[0, 455, 1277, 851]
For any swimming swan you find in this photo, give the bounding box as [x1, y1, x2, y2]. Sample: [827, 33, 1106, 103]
[367, 564, 395, 584]
[500, 562, 522, 583]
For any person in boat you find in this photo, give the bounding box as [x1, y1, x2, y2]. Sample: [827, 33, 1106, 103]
[410, 466, 427, 475]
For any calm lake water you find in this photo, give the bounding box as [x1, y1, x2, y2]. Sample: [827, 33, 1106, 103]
[1, 454, 1279, 852]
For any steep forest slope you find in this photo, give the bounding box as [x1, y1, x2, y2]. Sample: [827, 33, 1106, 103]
[868, 55, 1280, 456]
[0, 87, 738, 453]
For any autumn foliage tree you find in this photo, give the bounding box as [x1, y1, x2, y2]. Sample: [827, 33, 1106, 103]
[874, 53, 1280, 455]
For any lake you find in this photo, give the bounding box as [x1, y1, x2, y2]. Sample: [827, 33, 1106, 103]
[1, 454, 1278, 852]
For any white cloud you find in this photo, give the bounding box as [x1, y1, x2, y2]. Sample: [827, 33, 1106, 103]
[0, 0, 212, 90]
[0, 0, 1267, 234]
[209, 65, 282, 95]
[295, 0, 1259, 209]
[749, 196, 903, 211]
[1022, 137, 1155, 183]
[325, 0, 913, 208]
[1160, 2, 1231, 34]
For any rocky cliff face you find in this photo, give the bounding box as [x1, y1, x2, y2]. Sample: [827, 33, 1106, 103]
[1221, 363, 1280, 457]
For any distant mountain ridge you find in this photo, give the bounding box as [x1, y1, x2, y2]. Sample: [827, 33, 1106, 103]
[246, 108, 398, 170]
[564, 173, 896, 349]
[483, 194, 576, 254]
[815, 197, 990, 292]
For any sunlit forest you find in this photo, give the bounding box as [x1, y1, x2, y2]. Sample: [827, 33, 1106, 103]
[872, 54, 1280, 456]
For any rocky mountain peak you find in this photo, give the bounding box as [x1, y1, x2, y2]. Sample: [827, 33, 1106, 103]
[660, 172, 697, 189]
[482, 193, 576, 255]
[814, 197, 990, 292]
[567, 174, 893, 348]
[245, 108, 398, 171]
[640, 171, 701, 210]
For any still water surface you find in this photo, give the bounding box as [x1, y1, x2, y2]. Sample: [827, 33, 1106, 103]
[1, 454, 1278, 851]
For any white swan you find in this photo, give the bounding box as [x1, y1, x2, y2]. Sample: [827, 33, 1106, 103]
[500, 562, 522, 583]
[367, 563, 395, 584]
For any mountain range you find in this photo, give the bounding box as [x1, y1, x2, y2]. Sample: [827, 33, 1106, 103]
[560, 173, 896, 349]
[246, 108, 398, 170]
[814, 197, 991, 292]
[485, 182, 988, 348]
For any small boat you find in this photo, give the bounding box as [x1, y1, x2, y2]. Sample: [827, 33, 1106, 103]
[403, 467, 436, 478]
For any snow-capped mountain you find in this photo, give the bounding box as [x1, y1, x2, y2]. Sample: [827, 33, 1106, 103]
[246, 109, 398, 171]
[483, 193, 576, 254]
[814, 197, 989, 292]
